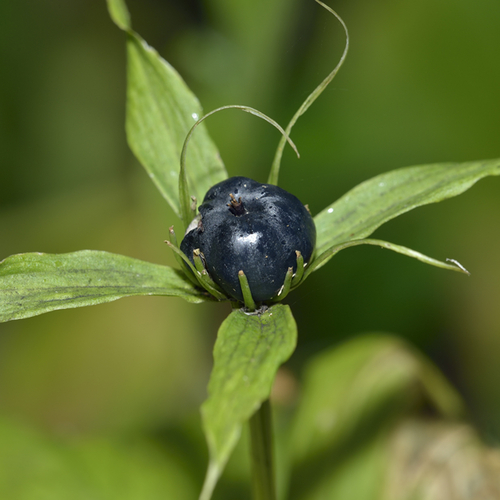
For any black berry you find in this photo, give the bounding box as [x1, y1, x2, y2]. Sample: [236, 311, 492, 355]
[181, 177, 316, 302]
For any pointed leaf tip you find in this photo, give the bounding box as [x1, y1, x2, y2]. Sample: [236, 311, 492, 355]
[107, 0, 131, 31]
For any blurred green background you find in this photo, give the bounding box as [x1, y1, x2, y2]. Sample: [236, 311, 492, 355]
[0, 0, 499, 494]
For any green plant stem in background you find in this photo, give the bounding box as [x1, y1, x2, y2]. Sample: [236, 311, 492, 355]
[249, 399, 276, 500]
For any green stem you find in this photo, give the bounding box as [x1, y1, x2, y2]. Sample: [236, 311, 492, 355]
[249, 399, 276, 500]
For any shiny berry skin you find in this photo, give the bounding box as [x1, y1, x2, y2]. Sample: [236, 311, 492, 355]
[181, 177, 316, 302]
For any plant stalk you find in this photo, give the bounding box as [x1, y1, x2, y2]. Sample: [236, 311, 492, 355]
[249, 399, 276, 500]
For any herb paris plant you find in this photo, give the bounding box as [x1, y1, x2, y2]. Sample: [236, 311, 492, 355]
[1, 0, 500, 499]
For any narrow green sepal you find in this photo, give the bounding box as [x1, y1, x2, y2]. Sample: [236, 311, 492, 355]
[167, 226, 199, 286]
[165, 241, 226, 300]
[303, 238, 471, 282]
[165, 240, 199, 277]
[192, 249, 228, 301]
[193, 248, 206, 273]
[199, 270, 228, 301]
[291, 250, 305, 288]
[238, 270, 256, 311]
[272, 267, 293, 302]
[168, 225, 179, 246]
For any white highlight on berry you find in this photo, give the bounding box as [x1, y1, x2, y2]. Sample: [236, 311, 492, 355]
[238, 233, 260, 245]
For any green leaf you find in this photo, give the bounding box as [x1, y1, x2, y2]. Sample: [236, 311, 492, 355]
[304, 238, 470, 279]
[0, 250, 209, 322]
[107, 0, 227, 220]
[313, 159, 500, 270]
[199, 304, 297, 500]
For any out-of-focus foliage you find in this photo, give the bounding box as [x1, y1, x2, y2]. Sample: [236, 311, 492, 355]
[1, 0, 499, 498]
[287, 334, 500, 500]
[0, 416, 197, 499]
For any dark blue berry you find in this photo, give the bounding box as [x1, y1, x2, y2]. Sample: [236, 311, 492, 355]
[181, 177, 316, 302]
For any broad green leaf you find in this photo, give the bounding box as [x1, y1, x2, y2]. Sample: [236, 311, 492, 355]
[313, 159, 500, 270]
[107, 0, 227, 220]
[0, 417, 196, 499]
[289, 334, 463, 468]
[0, 250, 209, 322]
[200, 304, 297, 500]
